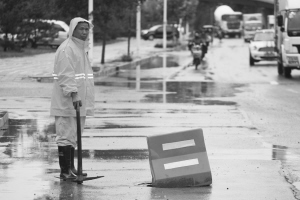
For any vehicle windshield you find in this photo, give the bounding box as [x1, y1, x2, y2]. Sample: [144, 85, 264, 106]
[287, 10, 300, 31]
[222, 14, 242, 21]
[253, 32, 274, 41]
[149, 25, 161, 31]
[244, 23, 262, 31]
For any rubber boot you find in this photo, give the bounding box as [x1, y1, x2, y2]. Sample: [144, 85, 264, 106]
[70, 147, 87, 176]
[58, 146, 76, 180]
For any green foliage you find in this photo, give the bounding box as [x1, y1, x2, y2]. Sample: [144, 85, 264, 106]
[141, 0, 163, 28]
[141, 0, 198, 28]
[0, 0, 199, 53]
[194, 0, 212, 32]
[0, 0, 28, 34]
[53, 0, 88, 23]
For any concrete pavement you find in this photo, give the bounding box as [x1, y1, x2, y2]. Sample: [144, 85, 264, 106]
[0, 37, 188, 125]
[1, 38, 296, 200]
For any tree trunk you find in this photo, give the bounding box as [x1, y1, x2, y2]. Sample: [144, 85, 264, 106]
[127, 13, 132, 57]
[101, 30, 106, 64]
[127, 34, 131, 56]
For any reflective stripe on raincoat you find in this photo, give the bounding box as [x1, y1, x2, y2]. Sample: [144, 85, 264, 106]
[50, 17, 95, 117]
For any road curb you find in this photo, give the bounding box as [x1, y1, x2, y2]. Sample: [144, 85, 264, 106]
[28, 55, 160, 82]
[167, 60, 191, 80]
[0, 111, 9, 129]
[92, 55, 159, 78]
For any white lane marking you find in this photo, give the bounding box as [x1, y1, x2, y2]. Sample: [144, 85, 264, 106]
[164, 158, 199, 170]
[270, 81, 279, 85]
[162, 139, 195, 151]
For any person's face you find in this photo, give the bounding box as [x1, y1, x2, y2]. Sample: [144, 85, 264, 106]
[73, 22, 89, 41]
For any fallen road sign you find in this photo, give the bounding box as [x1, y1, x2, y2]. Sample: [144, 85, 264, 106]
[147, 128, 212, 187]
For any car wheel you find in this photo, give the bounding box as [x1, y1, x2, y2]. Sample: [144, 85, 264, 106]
[149, 35, 154, 41]
[283, 67, 292, 78]
[249, 53, 255, 66]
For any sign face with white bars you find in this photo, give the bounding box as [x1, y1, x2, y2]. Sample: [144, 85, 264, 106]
[147, 128, 212, 187]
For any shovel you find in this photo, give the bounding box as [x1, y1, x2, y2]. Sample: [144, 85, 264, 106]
[72, 101, 104, 184]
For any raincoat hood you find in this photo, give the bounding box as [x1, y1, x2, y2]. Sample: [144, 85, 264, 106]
[68, 17, 94, 52]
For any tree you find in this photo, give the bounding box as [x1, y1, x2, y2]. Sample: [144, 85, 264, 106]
[141, 0, 163, 28]
[179, 0, 198, 25]
[194, 0, 212, 32]
[23, 0, 57, 48]
[0, 0, 58, 50]
[141, 0, 198, 31]
[0, 0, 28, 50]
[93, 0, 139, 64]
[53, 0, 88, 23]
[122, 0, 143, 59]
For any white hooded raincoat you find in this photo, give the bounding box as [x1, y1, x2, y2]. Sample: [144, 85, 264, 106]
[50, 18, 94, 117]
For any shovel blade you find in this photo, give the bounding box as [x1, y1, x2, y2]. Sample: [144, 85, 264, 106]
[73, 176, 104, 184]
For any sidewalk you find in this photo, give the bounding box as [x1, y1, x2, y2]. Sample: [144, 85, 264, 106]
[0, 38, 190, 126]
[0, 38, 177, 82]
[29, 38, 178, 81]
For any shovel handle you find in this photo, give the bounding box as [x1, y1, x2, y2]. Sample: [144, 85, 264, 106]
[76, 101, 83, 177]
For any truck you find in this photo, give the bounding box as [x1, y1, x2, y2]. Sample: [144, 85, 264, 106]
[214, 5, 243, 38]
[267, 15, 275, 29]
[275, 0, 300, 77]
[243, 13, 264, 42]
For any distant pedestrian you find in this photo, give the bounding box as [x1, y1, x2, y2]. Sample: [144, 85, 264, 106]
[50, 17, 94, 180]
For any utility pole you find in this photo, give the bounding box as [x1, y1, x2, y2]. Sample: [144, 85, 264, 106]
[88, 0, 94, 65]
[136, 1, 141, 58]
[163, 0, 167, 103]
[163, 0, 167, 50]
[136, 1, 141, 91]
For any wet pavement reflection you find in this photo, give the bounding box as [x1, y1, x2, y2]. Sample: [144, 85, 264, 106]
[96, 81, 244, 105]
[2, 52, 299, 199]
[140, 55, 180, 69]
[269, 143, 300, 165]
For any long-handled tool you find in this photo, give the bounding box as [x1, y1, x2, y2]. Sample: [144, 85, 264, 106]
[72, 102, 104, 184]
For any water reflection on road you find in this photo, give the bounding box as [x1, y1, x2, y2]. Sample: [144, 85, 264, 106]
[96, 81, 243, 105]
[2, 53, 299, 199]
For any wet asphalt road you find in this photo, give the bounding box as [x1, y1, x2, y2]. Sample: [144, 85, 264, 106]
[1, 38, 300, 199]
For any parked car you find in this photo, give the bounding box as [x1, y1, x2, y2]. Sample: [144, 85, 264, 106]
[28, 20, 69, 49]
[141, 24, 179, 40]
[249, 29, 277, 66]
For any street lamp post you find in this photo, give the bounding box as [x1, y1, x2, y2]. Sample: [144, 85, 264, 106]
[163, 0, 167, 50]
[88, 0, 94, 65]
[163, 0, 167, 103]
[136, 1, 141, 91]
[136, 1, 141, 58]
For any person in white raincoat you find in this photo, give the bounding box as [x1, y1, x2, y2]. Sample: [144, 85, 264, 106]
[50, 17, 94, 179]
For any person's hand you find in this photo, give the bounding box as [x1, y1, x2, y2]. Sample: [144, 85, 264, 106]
[71, 92, 82, 110]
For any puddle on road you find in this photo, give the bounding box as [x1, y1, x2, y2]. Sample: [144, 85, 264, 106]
[0, 119, 55, 160]
[95, 81, 243, 105]
[94, 54, 245, 105]
[140, 55, 180, 69]
[3, 118, 300, 162]
[78, 149, 148, 160]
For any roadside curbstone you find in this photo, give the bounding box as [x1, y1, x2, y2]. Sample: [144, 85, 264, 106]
[92, 55, 159, 78]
